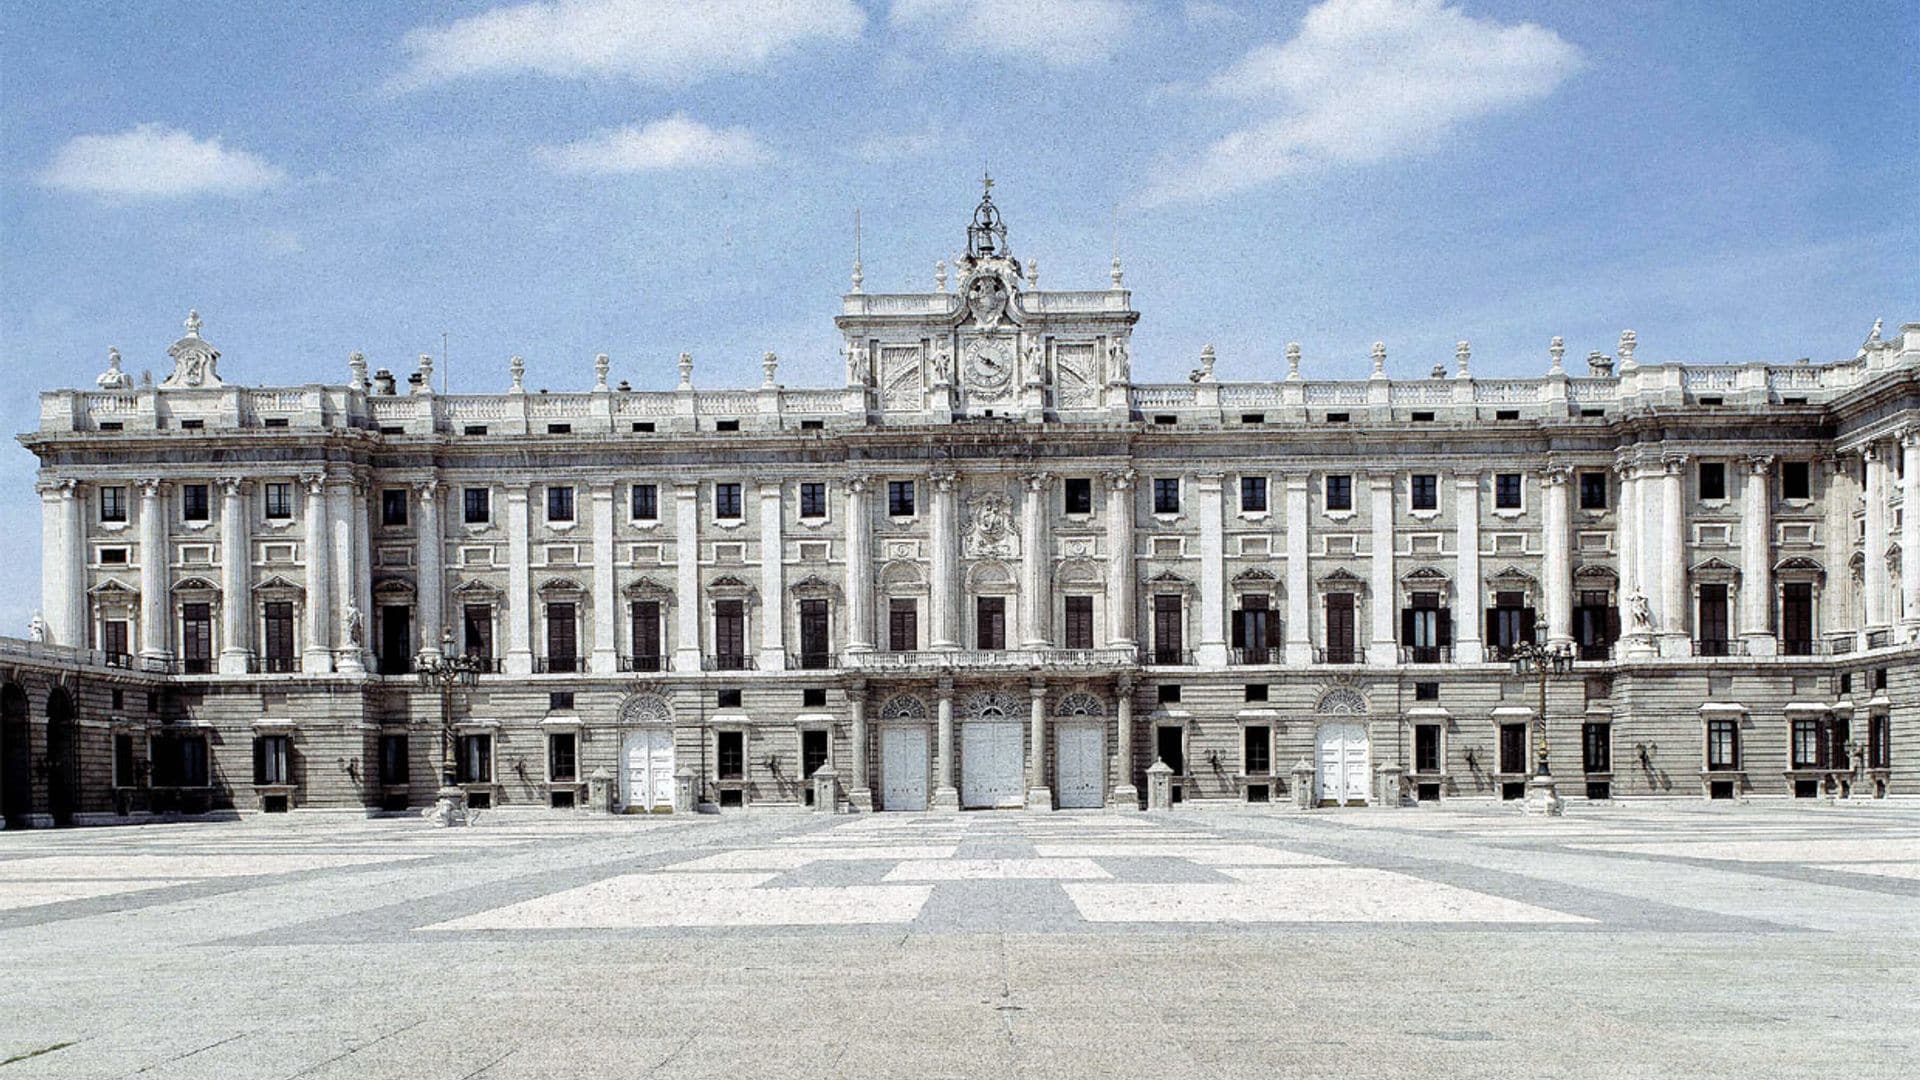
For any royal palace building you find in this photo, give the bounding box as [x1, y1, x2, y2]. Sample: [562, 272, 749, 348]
[4, 191, 1918, 826]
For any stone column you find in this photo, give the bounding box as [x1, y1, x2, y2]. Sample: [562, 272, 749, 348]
[137, 479, 169, 661]
[1105, 470, 1137, 651]
[37, 479, 81, 648]
[1111, 675, 1138, 808]
[1616, 459, 1653, 657]
[1368, 472, 1397, 664]
[1284, 475, 1312, 665]
[673, 481, 702, 671]
[1454, 472, 1484, 663]
[327, 478, 365, 674]
[929, 471, 959, 650]
[1659, 454, 1689, 655]
[847, 681, 872, 811]
[844, 476, 874, 653]
[1903, 432, 1920, 640]
[758, 480, 786, 670]
[1543, 466, 1573, 650]
[416, 480, 445, 663]
[217, 477, 251, 674]
[589, 483, 617, 673]
[1740, 456, 1777, 656]
[300, 475, 332, 672]
[1864, 444, 1892, 635]
[353, 481, 376, 671]
[933, 678, 959, 811]
[504, 485, 533, 675]
[1021, 472, 1053, 649]
[1195, 472, 1228, 666]
[1026, 678, 1052, 811]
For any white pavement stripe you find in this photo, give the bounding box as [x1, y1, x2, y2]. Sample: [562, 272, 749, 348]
[883, 858, 1112, 881]
[1067, 868, 1591, 924]
[423, 873, 931, 929]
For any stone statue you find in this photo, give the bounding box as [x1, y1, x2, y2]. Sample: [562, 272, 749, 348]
[844, 342, 868, 385]
[1108, 340, 1131, 384]
[344, 603, 364, 646]
[27, 611, 46, 643]
[1628, 591, 1653, 632]
[97, 347, 132, 390]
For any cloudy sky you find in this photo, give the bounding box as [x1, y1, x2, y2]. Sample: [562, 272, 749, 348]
[1, 0, 1916, 630]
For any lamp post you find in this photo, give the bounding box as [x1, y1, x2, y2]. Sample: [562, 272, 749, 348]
[416, 627, 486, 826]
[1509, 640, 1572, 816]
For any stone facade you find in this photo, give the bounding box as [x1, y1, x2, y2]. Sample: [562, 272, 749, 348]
[7, 192, 1919, 824]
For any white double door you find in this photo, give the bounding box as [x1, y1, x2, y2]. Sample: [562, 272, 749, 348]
[961, 721, 1026, 809]
[1315, 722, 1371, 805]
[622, 728, 674, 812]
[1055, 723, 1106, 809]
[880, 726, 929, 811]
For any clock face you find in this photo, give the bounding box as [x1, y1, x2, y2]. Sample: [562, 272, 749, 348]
[963, 337, 1015, 396]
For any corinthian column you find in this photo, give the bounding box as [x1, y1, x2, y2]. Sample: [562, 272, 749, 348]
[758, 480, 785, 670]
[504, 485, 533, 675]
[1194, 472, 1227, 666]
[844, 476, 874, 653]
[1658, 454, 1689, 655]
[588, 483, 616, 673]
[1368, 472, 1397, 665]
[1740, 456, 1776, 656]
[217, 477, 251, 674]
[1020, 472, 1052, 649]
[1903, 432, 1920, 641]
[1105, 470, 1136, 651]
[1542, 465, 1573, 650]
[673, 481, 702, 671]
[137, 479, 169, 662]
[929, 471, 959, 650]
[1454, 472, 1484, 663]
[1864, 444, 1891, 635]
[301, 475, 333, 673]
[37, 478, 81, 648]
[327, 478, 364, 674]
[417, 480, 446, 664]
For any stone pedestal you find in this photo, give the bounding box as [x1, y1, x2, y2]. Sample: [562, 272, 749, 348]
[587, 767, 615, 814]
[1145, 759, 1174, 812]
[424, 785, 468, 827]
[1290, 759, 1316, 809]
[673, 767, 696, 814]
[1377, 763, 1407, 808]
[931, 786, 960, 812]
[1110, 783, 1140, 812]
[811, 767, 839, 813]
[1025, 787, 1054, 813]
[848, 787, 874, 813]
[1524, 774, 1565, 816]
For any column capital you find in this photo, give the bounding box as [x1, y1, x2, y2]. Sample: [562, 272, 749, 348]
[1901, 428, 1920, 449]
[1746, 454, 1775, 476]
[1453, 472, 1482, 489]
[137, 477, 166, 498]
[1861, 443, 1883, 463]
[217, 476, 247, 497]
[415, 477, 442, 499]
[846, 474, 874, 494]
[930, 470, 959, 492]
[1541, 463, 1573, 486]
[1021, 471, 1052, 493]
[1194, 471, 1225, 488]
[35, 477, 77, 499]
[300, 472, 327, 495]
[1366, 469, 1396, 487]
[756, 479, 783, 498]
[1114, 673, 1134, 695]
[1029, 678, 1048, 699]
[1104, 468, 1136, 492]
[673, 479, 700, 495]
[1661, 453, 1689, 474]
[936, 677, 954, 697]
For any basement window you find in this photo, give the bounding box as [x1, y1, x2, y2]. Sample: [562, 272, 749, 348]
[380, 426, 403, 435]
[1782, 397, 1808, 405]
[99, 422, 123, 431]
[263, 417, 289, 428]
[800, 420, 824, 430]
[1153, 414, 1178, 426]
[1698, 396, 1724, 406]
[1241, 413, 1265, 424]
[180, 419, 205, 430]
[715, 419, 740, 432]
[1495, 409, 1520, 420]
[1157, 684, 1181, 704]
[632, 422, 655, 433]
[1580, 408, 1605, 418]
[1325, 412, 1350, 423]
[1411, 411, 1435, 422]
[802, 687, 827, 708]
[717, 688, 742, 709]
[547, 423, 572, 434]
[464, 425, 488, 436]
[1244, 683, 1268, 702]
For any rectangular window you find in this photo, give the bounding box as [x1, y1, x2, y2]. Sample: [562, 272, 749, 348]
[1498, 723, 1529, 774]
[253, 735, 291, 785]
[548, 732, 578, 782]
[1488, 591, 1535, 654]
[629, 600, 662, 669]
[180, 602, 213, 673]
[1494, 473, 1523, 510]
[545, 602, 577, 671]
[803, 687, 827, 708]
[1415, 725, 1442, 773]
[1697, 585, 1730, 655]
[1324, 592, 1356, 663]
[631, 483, 659, 521]
[1415, 681, 1439, 702]
[976, 597, 1007, 651]
[1575, 590, 1619, 660]
[262, 601, 295, 670]
[1780, 461, 1811, 500]
[1232, 594, 1276, 661]
[887, 480, 916, 517]
[717, 688, 742, 709]
[1325, 474, 1352, 511]
[102, 619, 130, 660]
[1582, 722, 1612, 773]
[549, 691, 575, 712]
[1243, 726, 1271, 776]
[1780, 583, 1813, 655]
[714, 599, 747, 667]
[1706, 720, 1739, 771]
[714, 482, 742, 520]
[1410, 474, 1437, 511]
[546, 485, 575, 522]
[114, 733, 135, 787]
[1791, 719, 1823, 769]
[1401, 591, 1449, 662]
[1156, 725, 1185, 774]
[181, 483, 210, 521]
[802, 729, 829, 778]
[1063, 595, 1095, 650]
[798, 482, 826, 519]
[463, 487, 490, 524]
[717, 731, 745, 780]
[798, 598, 830, 668]
[1698, 462, 1727, 501]
[1240, 476, 1268, 513]
[463, 604, 493, 662]
[457, 734, 492, 784]
[150, 733, 209, 787]
[379, 734, 409, 786]
[889, 599, 918, 652]
[99, 548, 129, 565]
[1152, 594, 1183, 663]
[1579, 472, 1608, 510]
[262, 482, 293, 520]
[1064, 478, 1093, 515]
[100, 485, 127, 522]
[1868, 716, 1890, 770]
[1244, 683, 1269, 702]
[380, 489, 409, 526]
[1153, 477, 1181, 514]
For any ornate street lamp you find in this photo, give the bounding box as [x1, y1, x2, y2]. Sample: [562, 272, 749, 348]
[416, 627, 486, 826]
[1508, 640, 1573, 815]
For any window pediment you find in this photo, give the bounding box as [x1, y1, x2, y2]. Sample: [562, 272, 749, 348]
[622, 575, 674, 602]
[1316, 567, 1366, 594]
[790, 573, 841, 601]
[453, 578, 504, 600]
[172, 576, 219, 594]
[1773, 556, 1824, 581]
[1688, 557, 1741, 584]
[538, 576, 586, 597]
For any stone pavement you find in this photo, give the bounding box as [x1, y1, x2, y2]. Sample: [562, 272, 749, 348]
[0, 802, 1916, 1079]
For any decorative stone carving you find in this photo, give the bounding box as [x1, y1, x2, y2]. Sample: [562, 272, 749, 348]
[27, 611, 46, 642]
[160, 310, 224, 389]
[1055, 343, 1098, 408]
[962, 336, 1016, 399]
[963, 492, 1016, 558]
[1053, 692, 1105, 717]
[962, 690, 1021, 719]
[1627, 590, 1653, 631]
[1316, 687, 1368, 714]
[878, 693, 929, 721]
[617, 692, 673, 727]
[343, 603, 364, 646]
[965, 272, 1010, 330]
[96, 347, 132, 390]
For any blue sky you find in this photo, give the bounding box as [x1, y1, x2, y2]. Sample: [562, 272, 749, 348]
[1, 0, 1915, 631]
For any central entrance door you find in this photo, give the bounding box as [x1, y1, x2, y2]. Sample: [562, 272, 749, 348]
[880, 726, 929, 810]
[1315, 722, 1370, 805]
[621, 728, 674, 812]
[1055, 722, 1105, 809]
[960, 721, 1024, 809]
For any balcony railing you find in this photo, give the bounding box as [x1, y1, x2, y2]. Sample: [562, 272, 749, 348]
[1140, 646, 1194, 666]
[1230, 646, 1279, 666]
[1829, 635, 1857, 655]
[1866, 629, 1892, 649]
[843, 648, 1134, 674]
[103, 651, 135, 670]
[619, 653, 667, 673]
[534, 655, 580, 674]
[1315, 646, 1364, 665]
[1576, 642, 1614, 661]
[180, 657, 213, 675]
[251, 655, 301, 674]
[1691, 639, 1745, 658]
[1399, 645, 1452, 664]
[789, 650, 836, 671]
[704, 653, 756, 671]
[1781, 638, 1819, 657]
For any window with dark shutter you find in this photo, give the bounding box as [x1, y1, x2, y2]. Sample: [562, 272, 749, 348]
[1063, 596, 1095, 650]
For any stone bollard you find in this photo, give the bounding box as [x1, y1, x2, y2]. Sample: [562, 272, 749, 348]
[1145, 759, 1174, 812]
[587, 766, 615, 814]
[811, 767, 839, 813]
[1290, 759, 1316, 809]
[1376, 763, 1407, 808]
[674, 767, 697, 814]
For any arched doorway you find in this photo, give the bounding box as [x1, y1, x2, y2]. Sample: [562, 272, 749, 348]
[46, 687, 78, 827]
[1314, 687, 1371, 806]
[1, 683, 30, 828]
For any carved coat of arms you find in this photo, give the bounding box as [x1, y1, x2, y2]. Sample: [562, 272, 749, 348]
[963, 492, 1016, 558]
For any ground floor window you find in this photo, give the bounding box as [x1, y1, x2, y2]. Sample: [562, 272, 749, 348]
[802, 729, 829, 779]
[548, 732, 577, 783]
[1498, 722, 1528, 774]
[456, 734, 492, 784]
[253, 735, 291, 785]
[1243, 725, 1271, 776]
[1582, 722, 1611, 773]
[1868, 716, 1890, 770]
[150, 733, 209, 787]
[1414, 724, 1441, 773]
[113, 733, 135, 787]
[379, 734, 409, 785]
[718, 730, 745, 780]
[1706, 720, 1739, 771]
[1156, 725, 1185, 775]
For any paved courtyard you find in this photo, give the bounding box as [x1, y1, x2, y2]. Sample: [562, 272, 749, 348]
[1, 803, 1916, 1079]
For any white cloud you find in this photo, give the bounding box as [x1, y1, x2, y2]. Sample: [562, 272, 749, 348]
[1142, 0, 1583, 204]
[537, 114, 773, 174]
[890, 0, 1137, 67]
[390, 0, 865, 90]
[854, 128, 944, 163]
[39, 124, 284, 199]
[1183, 1, 1240, 26]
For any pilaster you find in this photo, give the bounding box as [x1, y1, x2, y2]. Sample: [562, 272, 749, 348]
[1194, 472, 1228, 667]
[1453, 472, 1483, 663]
[673, 481, 702, 672]
[504, 485, 533, 675]
[1368, 472, 1397, 665]
[1542, 465, 1573, 650]
[589, 483, 617, 673]
[137, 478, 169, 661]
[1284, 475, 1312, 665]
[1903, 432, 1920, 641]
[1658, 453, 1690, 656]
[930, 471, 959, 650]
[300, 475, 332, 672]
[327, 479, 365, 674]
[844, 476, 874, 653]
[758, 480, 786, 670]
[37, 478, 81, 648]
[217, 477, 252, 674]
[1741, 456, 1777, 655]
[1863, 443, 1891, 634]
[1020, 472, 1052, 648]
[1105, 470, 1137, 650]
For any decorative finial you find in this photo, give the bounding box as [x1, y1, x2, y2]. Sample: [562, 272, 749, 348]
[1455, 340, 1471, 377]
[850, 208, 864, 294]
[1285, 342, 1301, 380]
[508, 354, 526, 393]
[1549, 336, 1566, 374]
[1026, 259, 1038, 288]
[1190, 344, 1217, 384]
[762, 351, 779, 387]
[1866, 317, 1883, 345]
[348, 351, 368, 392]
[1110, 254, 1124, 288]
[935, 260, 947, 293]
[677, 351, 694, 389]
[594, 352, 610, 390]
[1371, 341, 1387, 377]
[96, 346, 132, 390]
[415, 353, 434, 393]
[1431, 361, 1448, 379]
[183, 309, 202, 338]
[1587, 350, 1613, 377]
[1618, 329, 1638, 370]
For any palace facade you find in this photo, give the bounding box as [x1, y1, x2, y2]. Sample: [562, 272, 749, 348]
[5, 191, 1918, 826]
